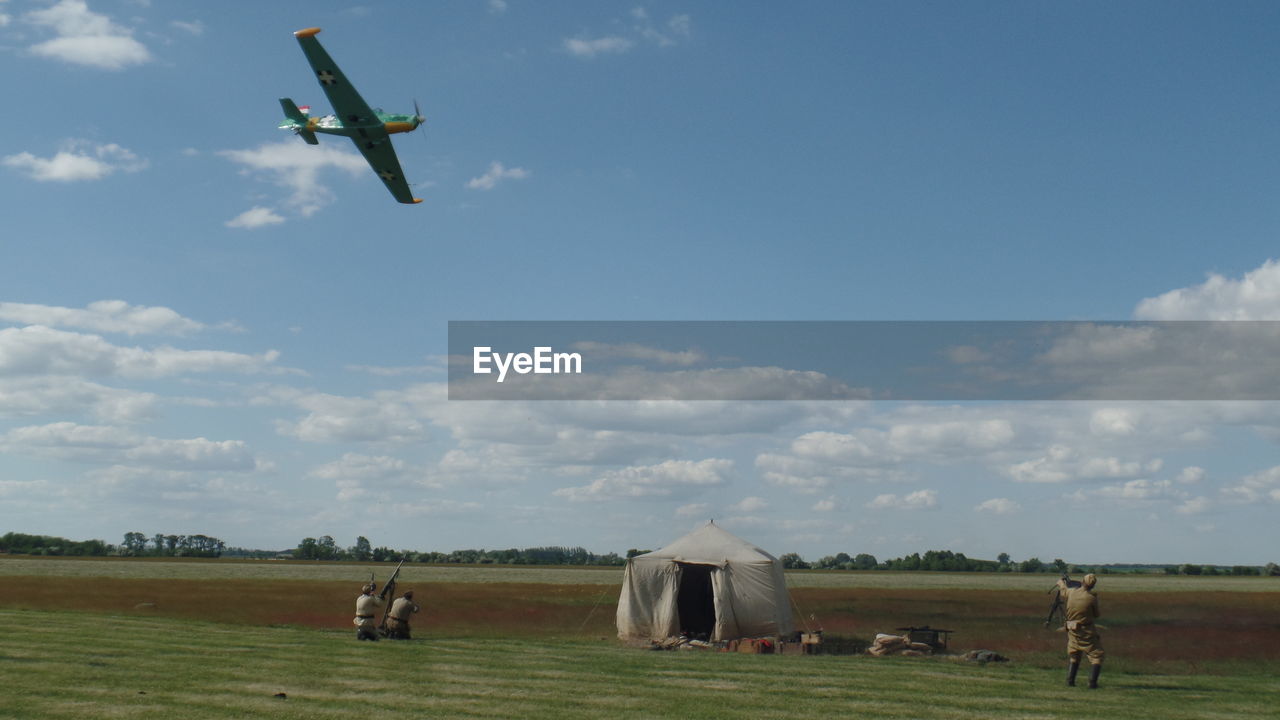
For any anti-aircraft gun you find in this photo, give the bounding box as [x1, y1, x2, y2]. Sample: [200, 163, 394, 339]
[376, 557, 408, 636]
[1044, 572, 1081, 628]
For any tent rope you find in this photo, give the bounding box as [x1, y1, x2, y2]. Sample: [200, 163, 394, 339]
[576, 585, 613, 635]
[788, 586, 820, 634]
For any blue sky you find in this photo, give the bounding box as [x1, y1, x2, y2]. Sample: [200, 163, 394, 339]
[2, 0, 1279, 564]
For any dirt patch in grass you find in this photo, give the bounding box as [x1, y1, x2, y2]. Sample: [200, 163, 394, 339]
[4, 575, 1277, 672]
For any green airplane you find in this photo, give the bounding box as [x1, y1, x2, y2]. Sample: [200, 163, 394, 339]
[279, 27, 425, 204]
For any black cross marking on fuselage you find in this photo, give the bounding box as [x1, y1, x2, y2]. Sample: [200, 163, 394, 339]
[317, 70, 336, 85]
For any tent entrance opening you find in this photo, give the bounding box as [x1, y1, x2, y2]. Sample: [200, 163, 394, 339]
[676, 562, 716, 638]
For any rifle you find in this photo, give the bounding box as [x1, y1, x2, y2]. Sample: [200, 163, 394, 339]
[377, 557, 408, 635]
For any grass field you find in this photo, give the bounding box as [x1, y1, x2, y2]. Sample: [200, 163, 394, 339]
[2, 609, 1277, 720]
[1, 557, 1277, 718]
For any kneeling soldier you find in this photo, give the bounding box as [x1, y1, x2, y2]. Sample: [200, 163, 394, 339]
[386, 590, 420, 639]
[354, 583, 383, 641]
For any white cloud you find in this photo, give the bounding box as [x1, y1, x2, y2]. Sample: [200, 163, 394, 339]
[633, 8, 692, 47]
[487, 0, 508, 16]
[0, 300, 206, 336]
[345, 361, 444, 377]
[0, 376, 156, 422]
[389, 499, 485, 518]
[1038, 324, 1159, 365]
[0, 325, 285, 378]
[170, 20, 203, 36]
[0, 479, 47, 499]
[565, 8, 690, 58]
[225, 206, 285, 229]
[24, 0, 151, 69]
[675, 502, 708, 518]
[945, 345, 993, 364]
[667, 14, 692, 38]
[811, 497, 835, 512]
[1135, 259, 1280, 320]
[563, 35, 634, 58]
[786, 418, 1014, 468]
[1089, 408, 1138, 436]
[275, 391, 427, 444]
[1007, 444, 1158, 484]
[730, 496, 767, 513]
[1066, 478, 1190, 509]
[721, 514, 770, 529]
[465, 161, 530, 191]
[756, 450, 906, 494]
[451, 362, 869, 401]
[553, 458, 732, 502]
[3, 141, 145, 182]
[309, 452, 438, 502]
[1221, 465, 1280, 504]
[1177, 466, 1205, 484]
[1, 422, 255, 472]
[310, 453, 409, 482]
[220, 140, 369, 217]
[867, 489, 937, 510]
[790, 430, 883, 463]
[570, 341, 706, 366]
[887, 419, 1015, 454]
[975, 497, 1021, 515]
[1175, 496, 1211, 515]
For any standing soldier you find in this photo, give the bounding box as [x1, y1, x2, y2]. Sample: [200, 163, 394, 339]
[354, 583, 383, 641]
[1061, 573, 1104, 689]
[386, 590, 421, 639]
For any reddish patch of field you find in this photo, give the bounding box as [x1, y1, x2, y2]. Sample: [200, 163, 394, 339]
[0, 578, 617, 637]
[794, 587, 1280, 670]
[4, 577, 1276, 672]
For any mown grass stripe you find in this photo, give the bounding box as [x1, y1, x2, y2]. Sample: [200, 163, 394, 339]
[3, 609, 1278, 719]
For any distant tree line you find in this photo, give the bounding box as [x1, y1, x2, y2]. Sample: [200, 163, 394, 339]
[4, 530, 1279, 577]
[778, 549, 1280, 576]
[1164, 563, 1274, 576]
[0, 532, 111, 556]
[0, 532, 226, 558]
[780, 549, 1043, 572]
[291, 535, 628, 565]
[120, 532, 226, 558]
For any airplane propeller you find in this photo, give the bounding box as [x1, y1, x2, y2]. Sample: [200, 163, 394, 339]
[413, 99, 426, 127]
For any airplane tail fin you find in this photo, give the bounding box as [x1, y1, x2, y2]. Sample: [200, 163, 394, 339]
[279, 98, 309, 124]
[279, 98, 319, 144]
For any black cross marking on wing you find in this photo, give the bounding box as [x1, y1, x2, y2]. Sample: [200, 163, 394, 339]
[378, 170, 397, 181]
[317, 70, 337, 86]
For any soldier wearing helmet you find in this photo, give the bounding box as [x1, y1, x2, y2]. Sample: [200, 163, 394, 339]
[1059, 573, 1104, 689]
[385, 590, 421, 639]
[354, 582, 384, 641]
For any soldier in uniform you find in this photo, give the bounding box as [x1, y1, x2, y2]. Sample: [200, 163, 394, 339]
[354, 583, 383, 641]
[386, 590, 420, 639]
[1060, 573, 1104, 688]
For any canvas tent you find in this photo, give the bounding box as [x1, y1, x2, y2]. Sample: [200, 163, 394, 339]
[616, 521, 794, 641]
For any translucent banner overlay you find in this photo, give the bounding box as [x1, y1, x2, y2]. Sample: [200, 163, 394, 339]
[447, 321, 1280, 401]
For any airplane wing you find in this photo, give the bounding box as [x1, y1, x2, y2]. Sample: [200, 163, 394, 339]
[354, 137, 422, 204]
[293, 28, 377, 126]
